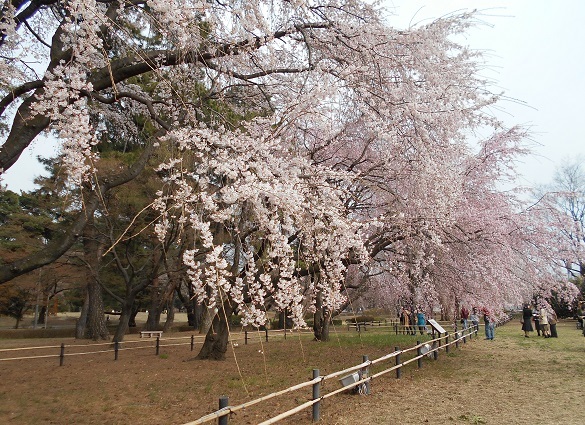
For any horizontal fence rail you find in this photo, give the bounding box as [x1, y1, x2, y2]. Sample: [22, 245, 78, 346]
[0, 328, 314, 365]
[182, 325, 479, 425]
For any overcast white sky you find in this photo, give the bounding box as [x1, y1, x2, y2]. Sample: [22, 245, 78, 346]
[2, 1, 584, 192]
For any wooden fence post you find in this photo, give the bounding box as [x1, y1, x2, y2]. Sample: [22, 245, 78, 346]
[265, 329, 268, 342]
[59, 343, 65, 366]
[312, 369, 320, 422]
[362, 355, 370, 395]
[416, 341, 422, 369]
[395, 346, 401, 379]
[445, 334, 450, 354]
[455, 332, 460, 349]
[156, 336, 160, 356]
[218, 395, 229, 425]
[245, 331, 248, 345]
[191, 335, 194, 351]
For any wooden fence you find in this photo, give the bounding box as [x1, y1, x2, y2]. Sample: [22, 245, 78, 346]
[0, 328, 313, 365]
[0, 322, 479, 424]
[182, 325, 479, 425]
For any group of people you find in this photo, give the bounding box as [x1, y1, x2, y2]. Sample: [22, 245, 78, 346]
[398, 303, 560, 341]
[399, 307, 427, 335]
[521, 303, 558, 338]
[460, 306, 494, 340]
[459, 306, 480, 329]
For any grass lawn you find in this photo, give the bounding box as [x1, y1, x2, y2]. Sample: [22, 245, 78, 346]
[325, 319, 584, 425]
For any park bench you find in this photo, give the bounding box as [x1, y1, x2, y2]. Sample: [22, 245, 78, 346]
[347, 321, 371, 331]
[347, 320, 385, 331]
[140, 330, 163, 338]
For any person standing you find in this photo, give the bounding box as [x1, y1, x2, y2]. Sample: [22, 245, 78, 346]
[461, 306, 470, 330]
[548, 309, 558, 338]
[416, 309, 426, 335]
[401, 307, 412, 335]
[533, 309, 541, 336]
[470, 308, 480, 333]
[483, 310, 495, 340]
[539, 306, 550, 338]
[409, 309, 417, 335]
[521, 304, 534, 337]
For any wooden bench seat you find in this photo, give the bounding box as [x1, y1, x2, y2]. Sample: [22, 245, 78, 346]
[140, 330, 163, 338]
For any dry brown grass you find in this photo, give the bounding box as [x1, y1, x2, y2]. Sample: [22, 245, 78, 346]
[0, 317, 583, 424]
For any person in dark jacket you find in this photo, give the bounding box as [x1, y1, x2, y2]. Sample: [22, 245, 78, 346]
[533, 310, 541, 336]
[521, 304, 534, 337]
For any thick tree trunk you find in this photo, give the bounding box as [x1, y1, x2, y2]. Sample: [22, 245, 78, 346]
[145, 276, 163, 330]
[163, 295, 175, 332]
[38, 305, 47, 324]
[186, 305, 197, 328]
[76, 291, 89, 339]
[195, 301, 232, 360]
[313, 293, 330, 342]
[183, 301, 205, 329]
[277, 310, 294, 330]
[145, 303, 162, 330]
[113, 297, 135, 342]
[79, 222, 109, 341]
[129, 305, 140, 327]
[199, 305, 216, 335]
[84, 278, 109, 340]
[177, 282, 203, 329]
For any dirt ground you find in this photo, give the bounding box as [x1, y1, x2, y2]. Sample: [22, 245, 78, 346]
[0, 316, 583, 424]
[328, 320, 585, 425]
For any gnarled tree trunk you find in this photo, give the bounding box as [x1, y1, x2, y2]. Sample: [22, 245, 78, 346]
[77, 221, 109, 340]
[313, 292, 331, 342]
[196, 301, 232, 360]
[112, 297, 136, 342]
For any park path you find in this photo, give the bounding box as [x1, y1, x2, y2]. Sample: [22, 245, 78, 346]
[319, 320, 584, 425]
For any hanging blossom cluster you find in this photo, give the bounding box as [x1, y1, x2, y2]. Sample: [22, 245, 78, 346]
[27, 0, 107, 186]
[31, 70, 98, 186]
[146, 0, 207, 48]
[153, 118, 367, 328]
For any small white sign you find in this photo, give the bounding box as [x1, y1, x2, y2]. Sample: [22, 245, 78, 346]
[427, 319, 446, 334]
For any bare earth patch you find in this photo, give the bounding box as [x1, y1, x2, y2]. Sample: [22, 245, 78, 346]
[0, 319, 583, 424]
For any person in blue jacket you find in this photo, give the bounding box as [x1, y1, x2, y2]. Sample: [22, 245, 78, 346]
[416, 308, 426, 335]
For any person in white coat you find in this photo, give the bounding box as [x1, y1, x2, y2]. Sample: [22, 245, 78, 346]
[539, 307, 550, 338]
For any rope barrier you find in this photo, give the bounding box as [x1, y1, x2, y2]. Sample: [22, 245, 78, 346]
[114, 344, 154, 352]
[183, 325, 479, 425]
[188, 329, 478, 425]
[0, 345, 63, 352]
[65, 349, 112, 356]
[0, 353, 59, 361]
[158, 342, 192, 348]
